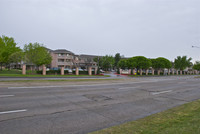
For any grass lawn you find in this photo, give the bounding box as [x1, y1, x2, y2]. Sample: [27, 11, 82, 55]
[0, 74, 108, 77]
[0, 78, 118, 83]
[90, 99, 200, 134]
[0, 70, 108, 77]
[0, 69, 22, 74]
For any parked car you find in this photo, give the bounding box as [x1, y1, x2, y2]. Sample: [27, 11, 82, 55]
[100, 69, 105, 73]
[72, 68, 84, 71]
[64, 68, 72, 73]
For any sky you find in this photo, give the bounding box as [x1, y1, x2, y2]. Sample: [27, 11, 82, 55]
[0, 0, 199, 62]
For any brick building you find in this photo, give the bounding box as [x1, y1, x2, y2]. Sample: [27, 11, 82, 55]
[49, 49, 98, 70]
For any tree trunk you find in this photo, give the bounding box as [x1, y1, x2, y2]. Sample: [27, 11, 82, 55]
[158, 69, 161, 75]
[146, 69, 149, 75]
[140, 69, 142, 76]
[151, 68, 154, 75]
[0, 63, 2, 71]
[133, 68, 136, 75]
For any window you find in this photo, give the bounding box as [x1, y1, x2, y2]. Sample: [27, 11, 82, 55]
[58, 59, 64, 62]
[58, 53, 64, 57]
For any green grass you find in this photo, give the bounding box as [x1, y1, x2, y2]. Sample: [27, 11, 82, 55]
[90, 99, 200, 134]
[0, 69, 22, 74]
[0, 69, 109, 77]
[0, 78, 118, 83]
[0, 74, 109, 77]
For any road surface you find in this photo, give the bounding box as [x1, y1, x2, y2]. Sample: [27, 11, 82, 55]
[0, 76, 200, 134]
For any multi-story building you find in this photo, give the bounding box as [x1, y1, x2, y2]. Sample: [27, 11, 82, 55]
[49, 49, 97, 69]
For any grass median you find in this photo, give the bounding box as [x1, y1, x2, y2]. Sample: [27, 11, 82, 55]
[90, 99, 200, 134]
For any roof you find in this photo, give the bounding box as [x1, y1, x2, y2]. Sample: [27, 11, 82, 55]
[79, 54, 102, 59]
[52, 49, 74, 55]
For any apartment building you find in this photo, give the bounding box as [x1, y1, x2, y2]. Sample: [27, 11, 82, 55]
[49, 49, 97, 69]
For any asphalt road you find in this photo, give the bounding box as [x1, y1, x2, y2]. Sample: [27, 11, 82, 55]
[0, 76, 200, 134]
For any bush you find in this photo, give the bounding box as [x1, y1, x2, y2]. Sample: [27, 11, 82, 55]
[0, 69, 22, 74]
[36, 70, 67, 75]
[72, 70, 95, 75]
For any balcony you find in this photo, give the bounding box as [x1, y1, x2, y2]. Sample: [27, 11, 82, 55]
[57, 62, 73, 66]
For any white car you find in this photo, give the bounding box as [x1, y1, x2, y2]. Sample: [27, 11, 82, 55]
[100, 69, 105, 73]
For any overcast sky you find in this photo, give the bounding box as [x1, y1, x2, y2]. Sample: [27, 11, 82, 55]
[0, 0, 199, 62]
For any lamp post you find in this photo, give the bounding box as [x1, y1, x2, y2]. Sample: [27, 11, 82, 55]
[192, 46, 200, 48]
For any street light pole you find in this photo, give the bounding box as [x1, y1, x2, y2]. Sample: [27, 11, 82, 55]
[192, 46, 200, 48]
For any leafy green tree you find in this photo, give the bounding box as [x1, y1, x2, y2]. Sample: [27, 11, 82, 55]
[101, 55, 114, 71]
[114, 53, 121, 73]
[193, 61, 200, 71]
[114, 53, 121, 68]
[0, 35, 21, 70]
[95, 55, 114, 71]
[8, 50, 24, 69]
[117, 59, 127, 70]
[151, 57, 172, 75]
[151, 59, 158, 69]
[24, 43, 52, 69]
[174, 56, 192, 71]
[152, 57, 172, 69]
[93, 56, 101, 74]
[132, 56, 151, 70]
[126, 57, 137, 74]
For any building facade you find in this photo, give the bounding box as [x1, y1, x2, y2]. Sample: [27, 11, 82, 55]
[49, 49, 98, 69]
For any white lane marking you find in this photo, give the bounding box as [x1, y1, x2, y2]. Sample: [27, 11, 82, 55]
[152, 90, 172, 95]
[0, 95, 14, 98]
[8, 81, 157, 89]
[0, 109, 27, 115]
[118, 86, 141, 90]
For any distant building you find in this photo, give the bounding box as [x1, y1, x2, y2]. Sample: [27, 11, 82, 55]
[49, 49, 98, 69]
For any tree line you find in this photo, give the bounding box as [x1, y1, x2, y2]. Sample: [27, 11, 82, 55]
[94, 54, 200, 74]
[1, 35, 200, 73]
[0, 35, 52, 70]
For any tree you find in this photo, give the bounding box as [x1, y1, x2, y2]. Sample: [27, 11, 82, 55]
[151, 57, 172, 75]
[153, 57, 171, 69]
[132, 56, 151, 70]
[174, 56, 192, 71]
[117, 59, 127, 70]
[114, 53, 121, 74]
[193, 61, 200, 71]
[0, 35, 21, 70]
[126, 57, 137, 74]
[102, 55, 115, 71]
[151, 59, 158, 69]
[96, 55, 114, 71]
[114, 53, 121, 69]
[24, 43, 52, 69]
[93, 56, 101, 74]
[8, 50, 24, 69]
